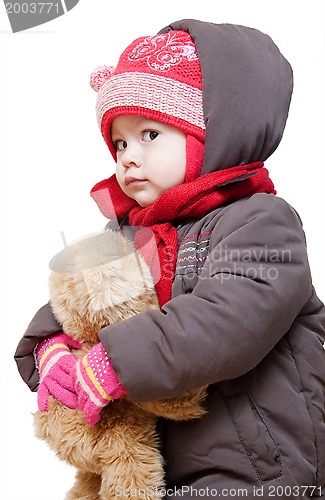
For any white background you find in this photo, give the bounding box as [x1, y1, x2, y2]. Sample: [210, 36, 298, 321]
[0, 1, 324, 499]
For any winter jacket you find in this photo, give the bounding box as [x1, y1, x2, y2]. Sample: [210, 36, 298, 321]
[15, 19, 325, 498]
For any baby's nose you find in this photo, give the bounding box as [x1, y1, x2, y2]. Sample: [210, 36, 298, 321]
[122, 144, 142, 168]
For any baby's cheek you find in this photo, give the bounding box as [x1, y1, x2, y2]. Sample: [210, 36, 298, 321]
[115, 170, 124, 189]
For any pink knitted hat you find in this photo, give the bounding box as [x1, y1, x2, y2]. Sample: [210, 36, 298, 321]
[90, 31, 206, 182]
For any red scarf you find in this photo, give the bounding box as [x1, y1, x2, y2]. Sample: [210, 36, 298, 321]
[91, 162, 275, 308]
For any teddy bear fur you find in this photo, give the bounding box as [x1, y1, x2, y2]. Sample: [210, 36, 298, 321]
[33, 230, 207, 500]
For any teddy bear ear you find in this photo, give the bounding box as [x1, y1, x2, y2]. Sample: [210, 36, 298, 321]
[90, 65, 115, 92]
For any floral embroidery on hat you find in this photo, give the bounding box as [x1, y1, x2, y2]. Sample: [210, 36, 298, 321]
[128, 32, 199, 72]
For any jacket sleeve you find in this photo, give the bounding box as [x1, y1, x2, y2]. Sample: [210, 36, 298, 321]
[14, 303, 62, 391]
[100, 194, 315, 402]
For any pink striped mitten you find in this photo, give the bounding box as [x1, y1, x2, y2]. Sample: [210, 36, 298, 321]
[36, 333, 82, 411]
[73, 342, 126, 427]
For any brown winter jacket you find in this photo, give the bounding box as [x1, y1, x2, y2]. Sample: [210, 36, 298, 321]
[15, 19, 325, 498]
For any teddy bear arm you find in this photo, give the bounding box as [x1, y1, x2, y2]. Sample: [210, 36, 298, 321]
[134, 385, 208, 421]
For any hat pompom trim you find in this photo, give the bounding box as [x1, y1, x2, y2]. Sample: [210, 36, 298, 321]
[90, 65, 115, 92]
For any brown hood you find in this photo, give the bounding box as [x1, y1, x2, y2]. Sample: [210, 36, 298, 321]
[159, 19, 293, 174]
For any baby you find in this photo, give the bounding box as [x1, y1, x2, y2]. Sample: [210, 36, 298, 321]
[16, 19, 325, 499]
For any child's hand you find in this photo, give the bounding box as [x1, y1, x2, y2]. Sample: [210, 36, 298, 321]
[73, 342, 126, 427]
[35, 333, 82, 411]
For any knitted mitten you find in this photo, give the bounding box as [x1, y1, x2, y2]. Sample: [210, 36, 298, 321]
[36, 333, 82, 411]
[73, 342, 126, 427]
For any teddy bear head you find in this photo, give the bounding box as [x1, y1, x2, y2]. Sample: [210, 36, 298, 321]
[48, 230, 159, 345]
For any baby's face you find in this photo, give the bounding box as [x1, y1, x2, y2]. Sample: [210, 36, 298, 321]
[112, 115, 186, 207]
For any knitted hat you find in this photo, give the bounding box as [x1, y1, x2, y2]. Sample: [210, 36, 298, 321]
[90, 31, 206, 182]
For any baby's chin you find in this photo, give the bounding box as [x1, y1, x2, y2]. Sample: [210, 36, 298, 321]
[133, 196, 158, 208]
[125, 188, 161, 208]
[117, 178, 165, 208]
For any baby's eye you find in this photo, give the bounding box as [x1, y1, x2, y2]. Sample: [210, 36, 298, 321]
[143, 130, 159, 142]
[115, 140, 127, 152]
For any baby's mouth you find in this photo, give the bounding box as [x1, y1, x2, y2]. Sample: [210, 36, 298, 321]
[125, 176, 147, 186]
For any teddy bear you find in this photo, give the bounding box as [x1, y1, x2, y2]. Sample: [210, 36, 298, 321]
[33, 229, 207, 500]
